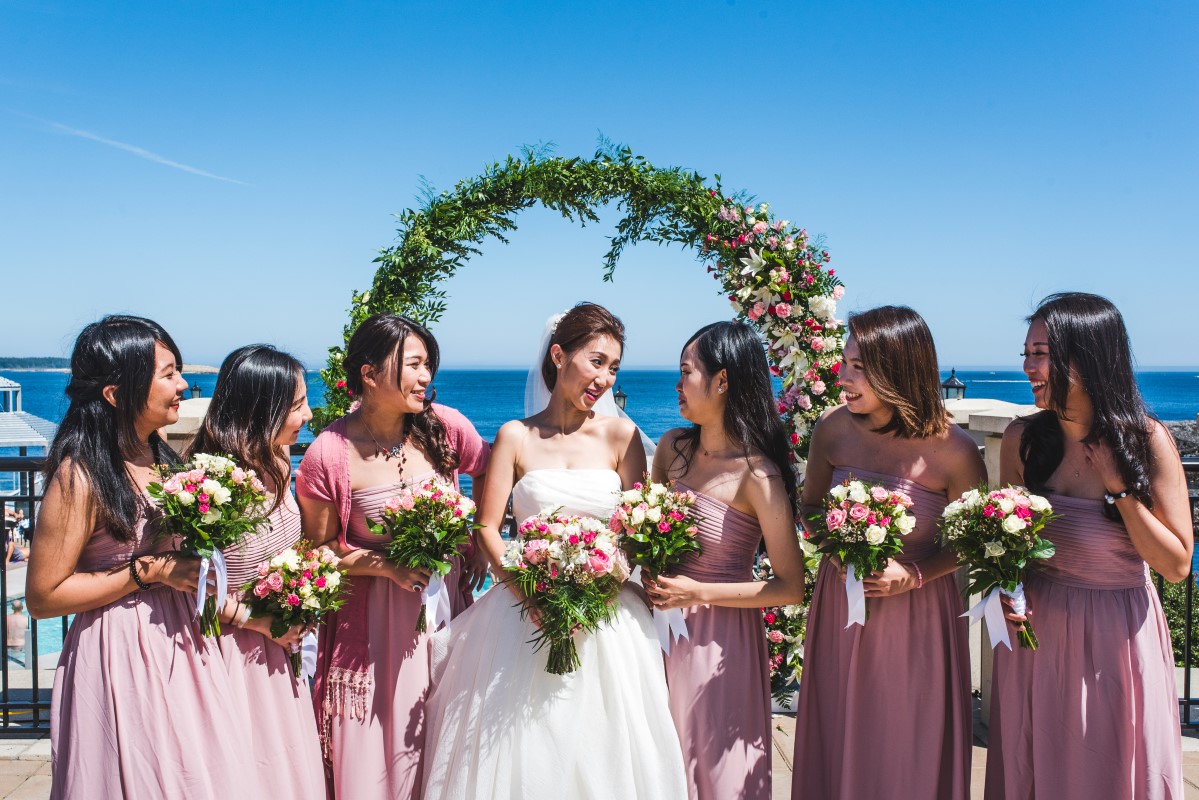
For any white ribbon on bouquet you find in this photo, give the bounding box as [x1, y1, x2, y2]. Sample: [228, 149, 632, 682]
[423, 572, 453, 632]
[651, 607, 691, 654]
[295, 631, 319, 683]
[844, 563, 867, 628]
[194, 549, 228, 619]
[962, 583, 1026, 651]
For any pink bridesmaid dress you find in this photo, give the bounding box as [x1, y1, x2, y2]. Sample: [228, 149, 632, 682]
[984, 494, 1183, 799]
[663, 487, 772, 800]
[50, 508, 248, 799]
[792, 466, 972, 799]
[217, 491, 325, 799]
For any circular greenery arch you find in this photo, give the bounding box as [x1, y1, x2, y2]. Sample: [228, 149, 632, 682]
[311, 143, 846, 472]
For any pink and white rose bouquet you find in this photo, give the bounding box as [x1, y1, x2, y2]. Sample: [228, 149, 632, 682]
[367, 478, 478, 632]
[148, 453, 269, 635]
[501, 509, 629, 675]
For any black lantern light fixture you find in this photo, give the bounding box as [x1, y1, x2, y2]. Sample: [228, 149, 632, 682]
[941, 369, 966, 401]
[190, 382, 202, 399]
[613, 385, 628, 411]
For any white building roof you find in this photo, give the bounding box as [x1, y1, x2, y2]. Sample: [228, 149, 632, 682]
[0, 411, 58, 448]
[0, 377, 20, 389]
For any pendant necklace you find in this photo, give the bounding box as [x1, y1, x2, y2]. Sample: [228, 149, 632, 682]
[362, 418, 409, 473]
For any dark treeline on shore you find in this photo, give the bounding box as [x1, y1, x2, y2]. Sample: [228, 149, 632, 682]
[0, 356, 70, 369]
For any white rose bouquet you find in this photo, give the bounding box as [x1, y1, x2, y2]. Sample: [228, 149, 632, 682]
[812, 477, 916, 626]
[941, 486, 1058, 650]
[148, 453, 269, 635]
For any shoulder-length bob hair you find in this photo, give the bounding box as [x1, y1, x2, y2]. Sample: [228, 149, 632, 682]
[44, 315, 182, 542]
[188, 345, 305, 514]
[1019, 292, 1155, 508]
[847, 305, 950, 439]
[342, 313, 459, 475]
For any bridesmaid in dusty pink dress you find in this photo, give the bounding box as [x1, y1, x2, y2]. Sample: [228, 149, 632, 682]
[986, 293, 1190, 800]
[297, 314, 490, 799]
[643, 321, 806, 800]
[30, 316, 247, 798]
[791, 306, 985, 799]
[187, 344, 325, 798]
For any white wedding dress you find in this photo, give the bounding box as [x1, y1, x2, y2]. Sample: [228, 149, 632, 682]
[422, 468, 688, 800]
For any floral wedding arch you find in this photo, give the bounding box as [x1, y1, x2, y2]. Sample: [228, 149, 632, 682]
[311, 144, 845, 475]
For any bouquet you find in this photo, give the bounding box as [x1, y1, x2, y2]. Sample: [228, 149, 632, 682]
[501, 509, 628, 675]
[753, 550, 816, 709]
[148, 453, 268, 635]
[941, 486, 1058, 650]
[813, 477, 916, 627]
[610, 480, 701, 653]
[367, 479, 477, 632]
[243, 541, 347, 675]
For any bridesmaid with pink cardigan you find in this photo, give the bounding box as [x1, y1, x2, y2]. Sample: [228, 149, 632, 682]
[296, 313, 490, 799]
[30, 316, 246, 798]
[791, 306, 985, 799]
[643, 321, 807, 800]
[186, 344, 325, 798]
[986, 293, 1190, 800]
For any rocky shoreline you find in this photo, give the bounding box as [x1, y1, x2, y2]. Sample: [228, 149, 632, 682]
[1165, 420, 1199, 458]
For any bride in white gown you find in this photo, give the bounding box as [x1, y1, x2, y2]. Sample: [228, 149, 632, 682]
[423, 303, 687, 800]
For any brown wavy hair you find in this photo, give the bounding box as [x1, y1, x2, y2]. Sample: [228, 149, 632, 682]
[343, 314, 459, 475]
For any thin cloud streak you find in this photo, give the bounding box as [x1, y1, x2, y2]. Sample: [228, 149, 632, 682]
[44, 119, 245, 185]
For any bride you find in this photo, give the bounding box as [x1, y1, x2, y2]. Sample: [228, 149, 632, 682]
[422, 302, 688, 799]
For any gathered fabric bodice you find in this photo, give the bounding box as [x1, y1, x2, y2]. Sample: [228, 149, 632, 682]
[673, 484, 763, 582]
[77, 499, 173, 572]
[511, 468, 622, 523]
[1031, 493, 1148, 590]
[829, 465, 949, 563]
[345, 470, 438, 550]
[222, 492, 304, 587]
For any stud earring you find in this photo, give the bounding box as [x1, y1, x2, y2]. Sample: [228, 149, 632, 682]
[718, 386, 725, 394]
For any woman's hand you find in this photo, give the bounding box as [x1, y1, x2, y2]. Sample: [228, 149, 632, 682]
[862, 560, 918, 597]
[388, 562, 433, 593]
[1082, 440, 1126, 494]
[1000, 594, 1031, 630]
[147, 553, 206, 594]
[643, 573, 706, 610]
[242, 614, 309, 650]
[459, 544, 491, 594]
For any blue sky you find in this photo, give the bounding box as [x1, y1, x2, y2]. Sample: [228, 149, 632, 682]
[1, 0, 1195, 369]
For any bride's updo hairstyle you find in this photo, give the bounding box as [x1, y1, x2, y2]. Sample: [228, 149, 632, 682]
[540, 302, 626, 392]
[1019, 292, 1155, 509]
[343, 313, 459, 475]
[846, 305, 950, 439]
[45, 315, 182, 542]
[670, 321, 798, 512]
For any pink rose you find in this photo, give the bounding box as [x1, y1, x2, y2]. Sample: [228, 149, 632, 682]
[230, 468, 246, 484]
[253, 581, 270, 598]
[657, 521, 671, 533]
[833, 285, 845, 300]
[848, 504, 869, 522]
[523, 540, 550, 565]
[825, 508, 847, 530]
[810, 337, 825, 352]
[811, 380, 826, 396]
[267, 571, 284, 592]
[797, 394, 813, 410]
[766, 235, 779, 249]
[257, 562, 269, 577]
[870, 486, 889, 502]
[383, 496, 403, 514]
[748, 302, 765, 322]
[774, 302, 792, 318]
[587, 549, 613, 575]
[286, 593, 301, 607]
[163, 478, 182, 495]
[315, 576, 327, 588]
[752, 221, 768, 235]
[250, 477, 265, 493]
[768, 630, 784, 643]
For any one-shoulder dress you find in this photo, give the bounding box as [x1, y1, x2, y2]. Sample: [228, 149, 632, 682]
[422, 468, 689, 800]
[984, 493, 1183, 799]
[792, 466, 972, 799]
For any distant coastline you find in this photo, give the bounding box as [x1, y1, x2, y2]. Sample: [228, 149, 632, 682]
[1, 363, 219, 374]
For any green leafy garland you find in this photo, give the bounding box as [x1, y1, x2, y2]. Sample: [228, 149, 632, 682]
[311, 143, 845, 473]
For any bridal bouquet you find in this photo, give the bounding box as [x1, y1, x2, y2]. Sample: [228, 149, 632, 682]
[243, 541, 347, 675]
[813, 477, 916, 627]
[148, 453, 268, 635]
[501, 509, 629, 675]
[368, 478, 478, 632]
[610, 480, 701, 653]
[753, 553, 813, 708]
[942, 486, 1058, 650]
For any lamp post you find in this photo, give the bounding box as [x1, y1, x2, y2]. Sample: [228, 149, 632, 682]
[613, 386, 628, 411]
[190, 382, 202, 399]
[941, 369, 966, 401]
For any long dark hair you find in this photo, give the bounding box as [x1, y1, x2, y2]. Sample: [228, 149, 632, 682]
[670, 321, 798, 512]
[44, 315, 182, 542]
[343, 314, 459, 475]
[188, 345, 304, 514]
[540, 302, 626, 391]
[1019, 292, 1155, 508]
[847, 306, 950, 438]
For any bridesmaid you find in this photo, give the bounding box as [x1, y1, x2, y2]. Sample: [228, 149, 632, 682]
[296, 313, 490, 799]
[186, 344, 325, 798]
[29, 315, 246, 798]
[791, 305, 985, 799]
[642, 321, 807, 800]
[985, 292, 1190, 799]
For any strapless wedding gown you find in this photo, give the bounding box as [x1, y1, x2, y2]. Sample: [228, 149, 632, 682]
[423, 468, 688, 800]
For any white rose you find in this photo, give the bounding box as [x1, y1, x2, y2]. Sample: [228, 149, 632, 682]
[621, 490, 643, 504]
[299, 583, 313, 598]
[997, 498, 1016, 515]
[1001, 514, 1028, 533]
[177, 491, 195, 506]
[865, 525, 887, 545]
[650, 483, 668, 497]
[200, 479, 221, 496]
[942, 501, 962, 518]
[848, 483, 869, 504]
[211, 486, 232, 506]
[303, 595, 320, 610]
[894, 514, 916, 535]
[808, 295, 837, 322]
[646, 507, 662, 523]
[630, 507, 646, 526]
[1028, 494, 1050, 513]
[269, 554, 286, 569]
[282, 551, 302, 571]
[200, 508, 221, 524]
[782, 603, 805, 618]
[962, 489, 982, 508]
[983, 540, 1007, 559]
[324, 571, 341, 589]
[829, 485, 849, 502]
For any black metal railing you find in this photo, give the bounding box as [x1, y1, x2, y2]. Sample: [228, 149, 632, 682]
[1164, 456, 1199, 729]
[0, 455, 57, 735]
